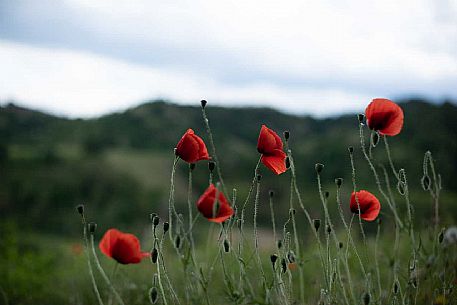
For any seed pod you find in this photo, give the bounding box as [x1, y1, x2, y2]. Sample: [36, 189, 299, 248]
[421, 175, 431, 191]
[363, 292, 370, 305]
[223, 239, 230, 253]
[149, 287, 158, 304]
[190, 163, 196, 171]
[371, 131, 380, 147]
[285, 157, 290, 169]
[270, 254, 278, 265]
[281, 258, 287, 273]
[153, 216, 160, 227]
[357, 114, 365, 124]
[335, 178, 343, 187]
[175, 235, 181, 249]
[256, 174, 262, 182]
[163, 222, 170, 233]
[315, 163, 324, 173]
[88, 222, 97, 233]
[269, 190, 274, 197]
[151, 248, 158, 264]
[284, 130, 290, 141]
[313, 219, 321, 232]
[208, 161, 215, 172]
[200, 99, 207, 108]
[76, 204, 84, 215]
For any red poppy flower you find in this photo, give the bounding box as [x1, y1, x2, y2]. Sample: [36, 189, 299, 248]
[99, 229, 149, 264]
[257, 125, 287, 175]
[365, 98, 404, 136]
[175, 129, 210, 163]
[197, 184, 234, 223]
[350, 190, 381, 221]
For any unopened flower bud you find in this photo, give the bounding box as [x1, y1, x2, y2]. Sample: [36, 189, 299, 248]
[339, 242, 343, 249]
[256, 174, 262, 182]
[315, 163, 324, 173]
[439, 229, 445, 243]
[285, 157, 290, 169]
[326, 224, 332, 234]
[393, 281, 399, 294]
[284, 130, 290, 140]
[269, 190, 274, 197]
[88, 222, 97, 233]
[357, 114, 365, 124]
[348, 146, 354, 154]
[76, 204, 84, 215]
[363, 292, 370, 305]
[151, 248, 158, 264]
[149, 213, 157, 222]
[277, 240, 282, 249]
[208, 161, 215, 172]
[200, 99, 207, 108]
[270, 254, 278, 265]
[153, 216, 160, 227]
[149, 287, 158, 304]
[175, 235, 181, 249]
[223, 239, 230, 253]
[163, 222, 169, 233]
[313, 219, 321, 231]
[335, 178, 343, 187]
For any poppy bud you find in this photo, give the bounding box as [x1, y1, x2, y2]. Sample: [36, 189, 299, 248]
[371, 132, 380, 147]
[326, 224, 332, 234]
[324, 191, 329, 199]
[393, 281, 399, 294]
[283, 130, 290, 141]
[439, 229, 444, 243]
[335, 178, 343, 187]
[256, 174, 262, 182]
[200, 99, 207, 108]
[88, 222, 97, 233]
[315, 163, 324, 173]
[208, 161, 215, 172]
[175, 235, 181, 249]
[421, 175, 431, 191]
[76, 204, 84, 215]
[153, 216, 160, 227]
[163, 222, 169, 233]
[190, 163, 196, 171]
[313, 219, 321, 231]
[151, 248, 158, 264]
[149, 287, 158, 304]
[281, 258, 287, 273]
[269, 190, 274, 197]
[287, 251, 295, 263]
[270, 254, 278, 265]
[357, 114, 365, 124]
[223, 239, 230, 253]
[338, 241, 343, 249]
[149, 213, 157, 222]
[348, 146, 354, 154]
[362, 292, 370, 305]
[397, 181, 405, 195]
[277, 240, 282, 249]
[285, 157, 290, 169]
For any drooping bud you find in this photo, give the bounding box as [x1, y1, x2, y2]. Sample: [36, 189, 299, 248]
[335, 178, 343, 187]
[371, 131, 380, 147]
[208, 161, 215, 172]
[190, 163, 196, 171]
[163, 222, 170, 233]
[285, 157, 290, 169]
[151, 248, 158, 264]
[393, 281, 399, 294]
[313, 219, 321, 232]
[149, 287, 158, 304]
[256, 174, 262, 182]
[421, 175, 431, 191]
[315, 163, 324, 173]
[270, 254, 278, 266]
[76, 204, 84, 215]
[223, 239, 230, 253]
[357, 114, 365, 124]
[397, 181, 405, 195]
[200, 99, 207, 108]
[284, 130, 290, 141]
[88, 222, 97, 233]
[149, 213, 157, 222]
[153, 216, 160, 227]
[269, 190, 274, 198]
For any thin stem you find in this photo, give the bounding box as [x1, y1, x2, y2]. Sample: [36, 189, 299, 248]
[90, 234, 126, 305]
[383, 136, 399, 180]
[375, 219, 382, 303]
[168, 156, 179, 242]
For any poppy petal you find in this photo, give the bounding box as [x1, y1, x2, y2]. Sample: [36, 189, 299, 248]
[350, 190, 381, 221]
[365, 98, 404, 136]
[197, 184, 234, 223]
[175, 129, 210, 163]
[257, 125, 283, 154]
[261, 150, 287, 175]
[99, 228, 148, 264]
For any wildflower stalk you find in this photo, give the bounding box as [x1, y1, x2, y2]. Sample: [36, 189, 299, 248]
[359, 124, 404, 229]
[168, 156, 179, 242]
[89, 234, 126, 305]
[253, 173, 268, 295]
[79, 213, 104, 305]
[269, 192, 277, 249]
[383, 136, 400, 181]
[375, 219, 382, 302]
[187, 165, 196, 256]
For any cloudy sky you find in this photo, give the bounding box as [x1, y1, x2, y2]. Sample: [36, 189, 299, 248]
[0, 0, 456, 117]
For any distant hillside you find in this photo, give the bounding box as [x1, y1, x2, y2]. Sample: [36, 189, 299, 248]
[1, 99, 456, 235]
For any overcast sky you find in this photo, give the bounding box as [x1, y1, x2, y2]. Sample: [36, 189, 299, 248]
[0, 0, 456, 117]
